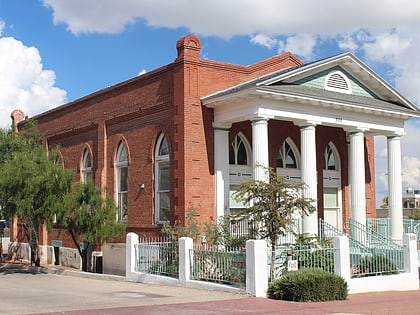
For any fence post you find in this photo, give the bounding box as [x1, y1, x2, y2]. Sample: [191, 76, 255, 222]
[403, 233, 419, 276]
[179, 237, 193, 285]
[125, 232, 139, 280]
[246, 239, 267, 297]
[333, 236, 351, 282]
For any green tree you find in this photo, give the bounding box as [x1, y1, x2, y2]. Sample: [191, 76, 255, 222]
[60, 182, 126, 271]
[232, 167, 316, 280]
[0, 125, 73, 266]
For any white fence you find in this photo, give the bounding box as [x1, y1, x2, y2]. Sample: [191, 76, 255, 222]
[126, 232, 419, 297]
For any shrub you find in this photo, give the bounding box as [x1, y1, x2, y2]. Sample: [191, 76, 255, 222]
[268, 268, 348, 302]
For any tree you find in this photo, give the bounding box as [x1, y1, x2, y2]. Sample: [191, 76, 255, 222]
[0, 125, 73, 266]
[380, 196, 389, 209]
[60, 182, 126, 271]
[232, 167, 316, 280]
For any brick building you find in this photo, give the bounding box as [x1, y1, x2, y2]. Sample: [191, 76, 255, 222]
[10, 34, 420, 261]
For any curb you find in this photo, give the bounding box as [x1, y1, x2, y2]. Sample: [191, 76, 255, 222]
[0, 262, 126, 282]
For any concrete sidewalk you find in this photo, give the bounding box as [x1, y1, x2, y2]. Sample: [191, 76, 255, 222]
[2, 262, 420, 315]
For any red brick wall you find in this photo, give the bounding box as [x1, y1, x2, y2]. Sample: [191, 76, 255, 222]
[15, 34, 376, 246]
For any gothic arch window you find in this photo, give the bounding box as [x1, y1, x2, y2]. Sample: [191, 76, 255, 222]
[229, 133, 250, 166]
[81, 148, 93, 183]
[116, 142, 128, 223]
[324, 143, 339, 171]
[155, 134, 170, 223]
[277, 139, 299, 169]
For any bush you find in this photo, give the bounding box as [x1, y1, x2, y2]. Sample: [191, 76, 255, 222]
[268, 268, 348, 302]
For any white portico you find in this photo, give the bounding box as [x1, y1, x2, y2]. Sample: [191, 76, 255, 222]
[203, 52, 420, 240]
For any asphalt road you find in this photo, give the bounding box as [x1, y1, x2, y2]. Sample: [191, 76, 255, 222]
[0, 267, 245, 315]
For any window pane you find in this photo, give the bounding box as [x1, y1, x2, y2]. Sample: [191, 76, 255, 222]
[83, 170, 93, 183]
[159, 137, 169, 156]
[327, 148, 336, 170]
[119, 167, 128, 191]
[84, 152, 91, 168]
[158, 192, 170, 221]
[324, 188, 338, 207]
[285, 142, 297, 168]
[118, 144, 128, 163]
[118, 192, 128, 222]
[159, 161, 170, 190]
[237, 141, 247, 165]
[276, 151, 284, 168]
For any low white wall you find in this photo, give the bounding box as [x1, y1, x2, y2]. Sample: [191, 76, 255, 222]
[349, 273, 419, 293]
[127, 232, 420, 297]
[103, 243, 125, 276]
[125, 233, 244, 294]
[334, 234, 419, 294]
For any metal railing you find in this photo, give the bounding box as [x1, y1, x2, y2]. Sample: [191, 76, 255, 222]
[269, 244, 336, 280]
[134, 239, 179, 278]
[190, 245, 246, 287]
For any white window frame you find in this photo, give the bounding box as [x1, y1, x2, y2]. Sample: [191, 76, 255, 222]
[116, 143, 128, 223]
[155, 134, 170, 224]
[81, 149, 93, 184]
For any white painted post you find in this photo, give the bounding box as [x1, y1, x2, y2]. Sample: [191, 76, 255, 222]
[179, 237, 193, 285]
[125, 232, 139, 280]
[300, 123, 318, 236]
[333, 236, 351, 283]
[246, 239, 268, 297]
[403, 233, 419, 276]
[388, 135, 403, 242]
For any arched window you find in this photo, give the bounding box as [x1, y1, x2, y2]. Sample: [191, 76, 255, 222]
[324, 143, 338, 171]
[277, 139, 298, 169]
[81, 149, 93, 183]
[116, 142, 128, 223]
[155, 134, 170, 223]
[229, 133, 249, 165]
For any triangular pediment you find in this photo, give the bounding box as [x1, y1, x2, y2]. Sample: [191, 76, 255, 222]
[256, 52, 417, 112]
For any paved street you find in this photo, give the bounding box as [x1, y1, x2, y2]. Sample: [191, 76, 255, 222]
[0, 267, 245, 314]
[2, 264, 420, 314]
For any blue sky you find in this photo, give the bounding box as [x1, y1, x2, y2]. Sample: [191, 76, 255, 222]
[1, 0, 420, 205]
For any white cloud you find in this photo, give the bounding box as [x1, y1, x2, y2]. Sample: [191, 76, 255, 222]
[278, 34, 317, 60]
[402, 156, 420, 188]
[41, 0, 420, 90]
[42, 0, 420, 37]
[137, 69, 147, 76]
[0, 37, 66, 129]
[250, 34, 277, 49]
[363, 30, 412, 64]
[36, 0, 420, 197]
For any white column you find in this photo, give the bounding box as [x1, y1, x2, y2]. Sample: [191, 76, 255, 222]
[300, 124, 318, 235]
[251, 118, 269, 182]
[213, 123, 231, 219]
[388, 134, 403, 241]
[349, 130, 366, 225]
[246, 239, 268, 297]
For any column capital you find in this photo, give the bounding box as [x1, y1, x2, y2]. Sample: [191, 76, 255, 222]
[250, 115, 272, 124]
[295, 120, 320, 128]
[212, 122, 231, 130]
[386, 131, 405, 139]
[346, 127, 369, 135]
